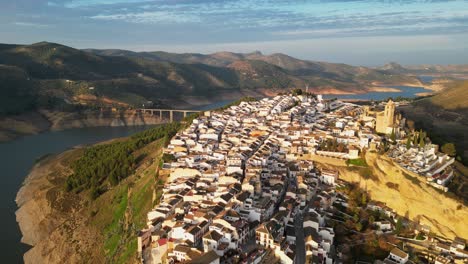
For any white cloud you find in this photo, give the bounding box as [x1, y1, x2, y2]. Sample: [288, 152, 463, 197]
[91, 11, 201, 24]
[59, 0, 152, 8]
[13, 22, 51, 28]
[273, 22, 467, 36]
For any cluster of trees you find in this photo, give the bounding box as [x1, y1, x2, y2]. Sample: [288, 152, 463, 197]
[405, 129, 457, 157]
[318, 138, 348, 153]
[341, 184, 399, 260]
[405, 129, 428, 149]
[405, 122, 459, 161]
[441, 142, 457, 157]
[292, 88, 303, 95]
[338, 185, 372, 232]
[66, 122, 182, 199]
[289, 88, 316, 97]
[162, 153, 176, 163]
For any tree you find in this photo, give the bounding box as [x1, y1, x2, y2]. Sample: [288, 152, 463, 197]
[361, 193, 367, 206]
[406, 136, 411, 149]
[419, 132, 425, 148]
[332, 139, 338, 151]
[355, 222, 363, 232]
[441, 143, 456, 157]
[110, 170, 119, 186]
[353, 214, 359, 223]
[395, 218, 404, 234]
[292, 88, 303, 95]
[413, 132, 419, 145]
[390, 128, 396, 142]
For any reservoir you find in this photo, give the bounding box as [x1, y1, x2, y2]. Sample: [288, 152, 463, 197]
[323, 85, 432, 101]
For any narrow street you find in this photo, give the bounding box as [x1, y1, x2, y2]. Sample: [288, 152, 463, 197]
[295, 211, 305, 264]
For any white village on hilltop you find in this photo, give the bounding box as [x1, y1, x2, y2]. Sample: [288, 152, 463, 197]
[137, 94, 465, 264]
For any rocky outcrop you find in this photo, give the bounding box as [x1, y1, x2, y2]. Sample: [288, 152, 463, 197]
[335, 152, 468, 240]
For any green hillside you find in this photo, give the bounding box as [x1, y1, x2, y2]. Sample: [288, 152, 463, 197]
[0, 65, 35, 114]
[89, 48, 416, 85]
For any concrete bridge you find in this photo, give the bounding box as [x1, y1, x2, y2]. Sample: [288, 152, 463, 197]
[138, 108, 202, 122]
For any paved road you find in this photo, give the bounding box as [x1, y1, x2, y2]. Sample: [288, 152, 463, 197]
[295, 211, 306, 264]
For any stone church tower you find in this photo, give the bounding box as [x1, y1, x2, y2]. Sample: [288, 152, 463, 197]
[384, 99, 395, 127]
[376, 99, 396, 134]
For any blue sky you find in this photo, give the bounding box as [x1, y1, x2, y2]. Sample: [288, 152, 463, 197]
[1, 0, 468, 65]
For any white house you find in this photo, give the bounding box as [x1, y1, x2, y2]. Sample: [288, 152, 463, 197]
[386, 247, 409, 264]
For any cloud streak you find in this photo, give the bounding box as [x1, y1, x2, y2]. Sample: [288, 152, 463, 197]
[2, 0, 468, 65]
[83, 0, 468, 36]
[13, 22, 51, 28]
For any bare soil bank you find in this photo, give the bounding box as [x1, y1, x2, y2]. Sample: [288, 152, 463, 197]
[15, 149, 107, 263]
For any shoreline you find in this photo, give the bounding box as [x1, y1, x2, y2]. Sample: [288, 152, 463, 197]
[14, 148, 90, 263]
[367, 86, 402, 92]
[0, 109, 171, 143]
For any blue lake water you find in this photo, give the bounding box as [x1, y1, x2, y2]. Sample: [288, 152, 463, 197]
[193, 100, 235, 111]
[418, 75, 434, 83]
[323, 85, 432, 101]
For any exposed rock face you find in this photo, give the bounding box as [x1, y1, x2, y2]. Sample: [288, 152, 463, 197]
[336, 153, 468, 240]
[0, 111, 50, 142]
[42, 109, 167, 131]
[0, 109, 167, 142]
[16, 150, 105, 264]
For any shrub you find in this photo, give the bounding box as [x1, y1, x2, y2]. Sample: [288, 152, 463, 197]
[386, 182, 399, 190]
[347, 158, 368, 167]
[402, 172, 420, 186]
[441, 143, 456, 157]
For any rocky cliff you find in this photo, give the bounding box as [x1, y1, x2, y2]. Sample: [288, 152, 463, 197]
[16, 137, 162, 263]
[15, 149, 103, 263]
[335, 152, 468, 240]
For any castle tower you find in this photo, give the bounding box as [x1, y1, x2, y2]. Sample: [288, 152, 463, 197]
[384, 99, 395, 127]
[375, 99, 396, 134]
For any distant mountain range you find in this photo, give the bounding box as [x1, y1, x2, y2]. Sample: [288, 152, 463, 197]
[378, 62, 468, 75]
[0, 41, 441, 115]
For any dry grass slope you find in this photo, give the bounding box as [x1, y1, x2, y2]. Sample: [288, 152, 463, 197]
[430, 80, 468, 110]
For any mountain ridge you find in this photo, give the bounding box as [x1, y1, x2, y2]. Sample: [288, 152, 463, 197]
[0, 41, 422, 117]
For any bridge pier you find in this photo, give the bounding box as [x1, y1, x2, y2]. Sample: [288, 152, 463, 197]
[170, 110, 173, 122]
[159, 110, 162, 120]
[183, 111, 187, 118]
